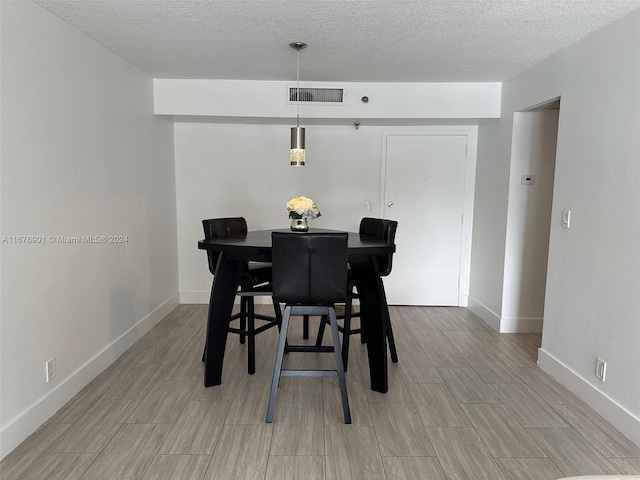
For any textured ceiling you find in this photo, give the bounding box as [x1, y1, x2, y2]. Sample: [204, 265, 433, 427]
[32, 0, 640, 82]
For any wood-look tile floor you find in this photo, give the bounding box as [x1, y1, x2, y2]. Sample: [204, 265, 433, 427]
[3, 305, 640, 480]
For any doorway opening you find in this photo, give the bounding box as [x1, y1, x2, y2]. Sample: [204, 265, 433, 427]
[501, 97, 560, 358]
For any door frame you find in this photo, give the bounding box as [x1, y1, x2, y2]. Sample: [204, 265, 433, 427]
[380, 126, 478, 306]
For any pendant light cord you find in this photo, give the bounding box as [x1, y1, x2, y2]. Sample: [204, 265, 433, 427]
[296, 48, 300, 128]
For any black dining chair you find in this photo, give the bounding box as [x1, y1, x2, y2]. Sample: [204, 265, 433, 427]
[202, 217, 281, 375]
[315, 217, 398, 371]
[266, 232, 351, 424]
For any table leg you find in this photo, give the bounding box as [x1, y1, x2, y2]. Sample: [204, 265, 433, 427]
[204, 254, 244, 387]
[350, 256, 389, 393]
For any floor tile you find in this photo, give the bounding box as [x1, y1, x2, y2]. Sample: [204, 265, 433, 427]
[13, 452, 96, 480]
[514, 368, 583, 405]
[527, 427, 620, 476]
[391, 328, 428, 353]
[265, 455, 324, 480]
[406, 383, 471, 427]
[609, 458, 640, 474]
[0, 422, 72, 479]
[552, 403, 640, 458]
[48, 378, 113, 424]
[270, 401, 324, 456]
[159, 401, 230, 454]
[421, 341, 470, 367]
[464, 352, 523, 384]
[489, 383, 569, 428]
[395, 352, 443, 383]
[490, 342, 537, 368]
[495, 457, 564, 480]
[370, 402, 435, 456]
[427, 427, 507, 480]
[48, 398, 139, 453]
[444, 331, 491, 354]
[460, 403, 546, 457]
[278, 376, 324, 402]
[101, 364, 167, 400]
[325, 425, 386, 480]
[204, 424, 272, 480]
[363, 366, 412, 403]
[382, 456, 447, 480]
[323, 379, 373, 426]
[224, 378, 270, 424]
[141, 454, 211, 480]
[5, 305, 638, 480]
[80, 424, 170, 479]
[437, 367, 499, 404]
[127, 380, 196, 424]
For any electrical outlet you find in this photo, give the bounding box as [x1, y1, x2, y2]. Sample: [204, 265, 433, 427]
[46, 358, 56, 382]
[561, 210, 571, 229]
[595, 358, 606, 381]
[365, 201, 372, 213]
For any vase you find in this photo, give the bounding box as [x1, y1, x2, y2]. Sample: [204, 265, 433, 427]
[290, 217, 309, 232]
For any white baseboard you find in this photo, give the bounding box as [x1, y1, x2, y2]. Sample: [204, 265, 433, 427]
[179, 290, 210, 304]
[0, 292, 180, 459]
[537, 348, 640, 448]
[179, 290, 273, 305]
[467, 297, 543, 333]
[467, 296, 501, 331]
[498, 316, 543, 333]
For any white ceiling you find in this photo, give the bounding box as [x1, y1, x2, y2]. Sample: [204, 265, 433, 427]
[32, 0, 640, 82]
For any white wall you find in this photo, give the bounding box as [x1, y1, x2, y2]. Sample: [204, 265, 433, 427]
[176, 122, 384, 302]
[501, 111, 558, 332]
[0, 2, 179, 457]
[468, 118, 510, 328]
[471, 8, 640, 444]
[155, 79, 501, 120]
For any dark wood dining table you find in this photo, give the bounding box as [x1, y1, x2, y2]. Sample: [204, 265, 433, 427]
[198, 228, 395, 393]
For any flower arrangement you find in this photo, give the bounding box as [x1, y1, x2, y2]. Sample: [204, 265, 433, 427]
[286, 196, 321, 220]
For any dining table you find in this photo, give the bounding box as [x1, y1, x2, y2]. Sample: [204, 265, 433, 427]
[198, 228, 395, 393]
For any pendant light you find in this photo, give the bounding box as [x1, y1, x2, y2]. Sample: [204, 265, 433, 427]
[290, 42, 307, 166]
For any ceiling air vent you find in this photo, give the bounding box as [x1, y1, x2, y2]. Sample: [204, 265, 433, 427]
[287, 85, 346, 105]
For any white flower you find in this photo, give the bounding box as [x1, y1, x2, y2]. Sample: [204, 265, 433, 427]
[286, 196, 322, 219]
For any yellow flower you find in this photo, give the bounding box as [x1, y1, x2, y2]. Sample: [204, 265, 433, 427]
[286, 196, 321, 219]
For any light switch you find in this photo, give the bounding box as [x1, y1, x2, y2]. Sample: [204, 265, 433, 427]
[561, 210, 571, 229]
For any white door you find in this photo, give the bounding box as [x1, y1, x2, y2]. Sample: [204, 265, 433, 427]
[383, 133, 469, 306]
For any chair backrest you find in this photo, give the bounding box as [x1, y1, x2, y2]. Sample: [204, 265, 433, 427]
[202, 217, 248, 275]
[359, 217, 398, 277]
[271, 232, 348, 305]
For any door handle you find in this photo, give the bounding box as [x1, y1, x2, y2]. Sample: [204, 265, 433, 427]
[387, 202, 394, 208]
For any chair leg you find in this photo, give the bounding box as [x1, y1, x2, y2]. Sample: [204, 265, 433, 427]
[341, 299, 352, 372]
[328, 307, 351, 424]
[386, 312, 398, 363]
[239, 296, 247, 344]
[272, 299, 283, 326]
[247, 297, 256, 374]
[266, 306, 291, 423]
[273, 300, 291, 355]
[302, 315, 310, 339]
[314, 315, 327, 347]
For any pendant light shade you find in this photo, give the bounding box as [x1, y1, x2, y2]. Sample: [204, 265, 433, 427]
[290, 42, 307, 166]
[290, 126, 305, 166]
